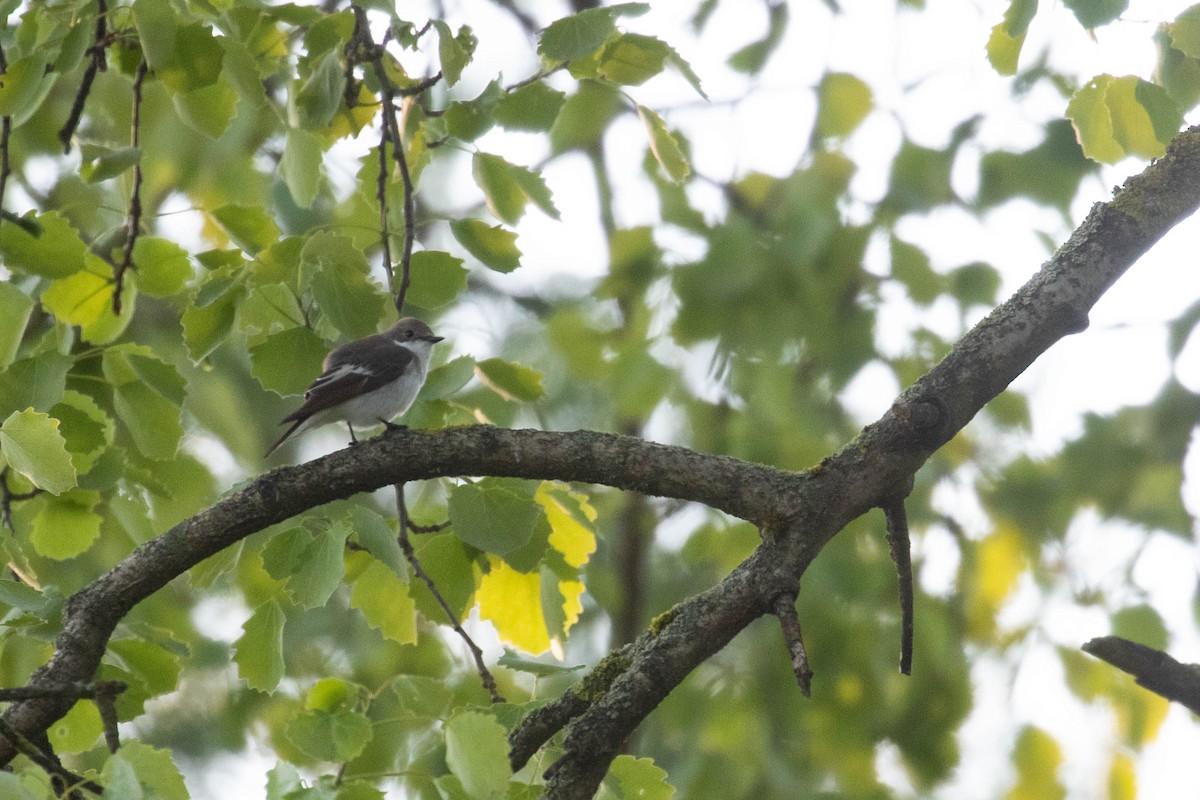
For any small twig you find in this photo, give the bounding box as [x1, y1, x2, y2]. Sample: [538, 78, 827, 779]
[1, 468, 44, 532]
[0, 717, 103, 796]
[0, 39, 11, 229]
[58, 0, 109, 153]
[882, 490, 914, 676]
[113, 59, 147, 316]
[347, 4, 419, 314]
[504, 61, 568, 92]
[407, 519, 450, 534]
[394, 483, 504, 703]
[93, 683, 122, 753]
[374, 123, 395, 289]
[0, 680, 127, 703]
[772, 594, 812, 696]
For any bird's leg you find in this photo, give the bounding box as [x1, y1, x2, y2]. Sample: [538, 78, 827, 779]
[380, 418, 407, 433]
[347, 423, 359, 446]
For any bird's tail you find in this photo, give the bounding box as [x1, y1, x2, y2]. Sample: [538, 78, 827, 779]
[264, 418, 305, 458]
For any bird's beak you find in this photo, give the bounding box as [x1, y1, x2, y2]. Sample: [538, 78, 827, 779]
[428, 335, 445, 343]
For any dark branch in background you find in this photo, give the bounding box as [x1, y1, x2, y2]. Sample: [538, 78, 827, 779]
[1083, 636, 1200, 715]
[881, 480, 914, 675]
[0, 716, 102, 796]
[407, 518, 450, 534]
[773, 593, 813, 696]
[113, 59, 147, 316]
[394, 483, 504, 703]
[3, 129, 1200, 798]
[345, 4, 426, 314]
[58, 0, 108, 154]
[0, 39, 11, 228]
[1, 467, 43, 532]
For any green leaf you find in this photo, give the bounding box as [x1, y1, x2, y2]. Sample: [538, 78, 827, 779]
[301, 233, 386, 338]
[406, 251, 468, 309]
[41, 255, 135, 345]
[0, 211, 87, 278]
[287, 708, 373, 762]
[495, 82, 566, 132]
[449, 479, 540, 555]
[444, 711, 511, 799]
[1064, 0, 1127, 29]
[182, 274, 244, 361]
[281, 128, 323, 209]
[0, 353, 72, 420]
[1169, 5, 1200, 58]
[50, 390, 114, 474]
[305, 677, 357, 712]
[30, 489, 101, 559]
[1066, 74, 1123, 162]
[350, 559, 417, 645]
[433, 21, 476, 87]
[309, 269, 386, 340]
[174, 78, 239, 138]
[286, 521, 349, 609]
[212, 204, 281, 256]
[1068, 74, 1181, 162]
[607, 755, 675, 800]
[249, 326, 327, 396]
[104, 348, 185, 460]
[986, 0, 1037, 75]
[0, 282, 34, 370]
[539, 3, 651, 59]
[348, 505, 406, 576]
[444, 80, 503, 142]
[597, 33, 670, 86]
[815, 72, 873, 139]
[132, 237, 193, 297]
[728, 2, 788, 74]
[1010, 726, 1065, 800]
[80, 146, 141, 184]
[0, 409, 77, 495]
[0, 774, 37, 800]
[550, 80, 623, 153]
[637, 105, 690, 182]
[473, 153, 560, 225]
[48, 700, 103, 755]
[1112, 604, 1169, 651]
[450, 219, 522, 272]
[408, 534, 477, 621]
[235, 599, 286, 692]
[100, 741, 188, 800]
[0, 54, 53, 121]
[422, 356, 476, 400]
[131, 0, 177, 71]
[295, 48, 343, 129]
[497, 649, 585, 677]
[475, 358, 544, 402]
[109, 637, 182, 695]
[158, 22, 225, 94]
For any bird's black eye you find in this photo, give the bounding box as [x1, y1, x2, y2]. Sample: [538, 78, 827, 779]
[405, 329, 414, 338]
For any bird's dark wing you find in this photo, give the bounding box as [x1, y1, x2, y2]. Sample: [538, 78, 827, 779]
[280, 344, 417, 423]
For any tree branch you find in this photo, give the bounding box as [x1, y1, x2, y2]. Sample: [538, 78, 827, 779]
[1, 127, 1200, 798]
[1082, 636, 1200, 714]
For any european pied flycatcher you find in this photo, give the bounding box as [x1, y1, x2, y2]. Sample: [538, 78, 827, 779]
[265, 317, 443, 457]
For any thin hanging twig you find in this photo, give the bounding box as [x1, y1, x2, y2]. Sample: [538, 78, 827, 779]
[58, 0, 109, 153]
[113, 59, 147, 315]
[394, 482, 504, 703]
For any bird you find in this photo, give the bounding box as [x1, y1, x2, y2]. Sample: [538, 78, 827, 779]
[264, 317, 443, 457]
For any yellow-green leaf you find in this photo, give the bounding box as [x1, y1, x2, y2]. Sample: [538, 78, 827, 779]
[637, 105, 690, 183]
[0, 409, 77, 495]
[30, 490, 101, 559]
[234, 599, 286, 692]
[477, 556, 550, 654]
[350, 560, 417, 645]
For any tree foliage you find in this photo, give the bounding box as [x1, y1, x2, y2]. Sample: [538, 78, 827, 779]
[1, 1, 1200, 799]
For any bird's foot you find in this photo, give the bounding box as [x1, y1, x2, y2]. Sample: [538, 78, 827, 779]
[380, 419, 408, 434]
